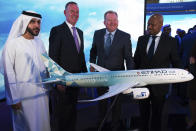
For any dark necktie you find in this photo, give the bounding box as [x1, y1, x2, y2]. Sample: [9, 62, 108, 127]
[148, 36, 157, 60]
[72, 27, 80, 53]
[104, 33, 112, 56]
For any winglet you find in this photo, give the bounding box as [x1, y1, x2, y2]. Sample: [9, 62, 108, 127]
[90, 63, 110, 72]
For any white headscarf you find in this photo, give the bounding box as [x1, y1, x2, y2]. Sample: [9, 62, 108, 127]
[0, 10, 42, 74]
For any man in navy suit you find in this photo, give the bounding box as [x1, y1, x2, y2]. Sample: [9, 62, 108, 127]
[49, 1, 87, 131]
[134, 14, 182, 131]
[90, 10, 134, 131]
[181, 25, 196, 131]
[181, 25, 196, 69]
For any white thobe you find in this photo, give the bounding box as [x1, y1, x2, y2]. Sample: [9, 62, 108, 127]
[2, 36, 51, 131]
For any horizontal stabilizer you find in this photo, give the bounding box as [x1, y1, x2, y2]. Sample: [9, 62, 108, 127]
[78, 82, 139, 102]
[41, 78, 62, 84]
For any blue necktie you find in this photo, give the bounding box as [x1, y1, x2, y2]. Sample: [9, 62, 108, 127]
[104, 33, 112, 56]
[72, 27, 80, 53]
[148, 36, 157, 60]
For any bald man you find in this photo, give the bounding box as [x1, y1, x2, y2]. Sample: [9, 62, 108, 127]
[134, 14, 182, 131]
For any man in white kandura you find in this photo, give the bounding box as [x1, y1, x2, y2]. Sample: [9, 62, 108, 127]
[1, 11, 51, 131]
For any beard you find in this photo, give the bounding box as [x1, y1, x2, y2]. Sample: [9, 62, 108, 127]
[26, 27, 40, 36]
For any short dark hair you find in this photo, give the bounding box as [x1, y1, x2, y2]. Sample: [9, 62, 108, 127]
[104, 10, 118, 20]
[65, 1, 77, 10]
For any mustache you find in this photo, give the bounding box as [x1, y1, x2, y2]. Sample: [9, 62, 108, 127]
[26, 27, 40, 36]
[33, 28, 40, 31]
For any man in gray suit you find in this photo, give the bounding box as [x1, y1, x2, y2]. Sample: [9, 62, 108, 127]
[90, 10, 134, 131]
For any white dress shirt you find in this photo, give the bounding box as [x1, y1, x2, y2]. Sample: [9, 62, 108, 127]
[146, 31, 162, 54]
[65, 21, 81, 46]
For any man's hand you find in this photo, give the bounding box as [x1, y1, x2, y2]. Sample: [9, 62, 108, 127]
[190, 57, 196, 64]
[90, 66, 95, 72]
[57, 85, 66, 92]
[11, 102, 22, 110]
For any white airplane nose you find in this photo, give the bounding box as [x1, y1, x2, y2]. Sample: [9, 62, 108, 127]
[188, 73, 194, 81]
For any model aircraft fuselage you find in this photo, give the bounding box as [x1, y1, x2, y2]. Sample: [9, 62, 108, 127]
[41, 54, 194, 101]
[44, 68, 193, 88]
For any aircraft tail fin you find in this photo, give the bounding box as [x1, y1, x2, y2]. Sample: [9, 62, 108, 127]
[41, 53, 71, 77]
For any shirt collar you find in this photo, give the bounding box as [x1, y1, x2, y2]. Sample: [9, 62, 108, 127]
[151, 31, 162, 37]
[65, 21, 75, 29]
[106, 29, 117, 36]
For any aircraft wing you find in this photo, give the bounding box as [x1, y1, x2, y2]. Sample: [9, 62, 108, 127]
[78, 81, 139, 102]
[90, 63, 110, 72]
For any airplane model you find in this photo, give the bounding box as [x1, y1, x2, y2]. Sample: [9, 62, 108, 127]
[41, 54, 194, 102]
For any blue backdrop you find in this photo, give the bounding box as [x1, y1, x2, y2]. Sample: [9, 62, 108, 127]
[0, 0, 145, 100]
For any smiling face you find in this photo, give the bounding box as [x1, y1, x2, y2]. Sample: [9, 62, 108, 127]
[64, 3, 79, 26]
[104, 12, 118, 32]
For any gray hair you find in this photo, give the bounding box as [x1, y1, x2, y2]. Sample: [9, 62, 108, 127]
[104, 10, 118, 20]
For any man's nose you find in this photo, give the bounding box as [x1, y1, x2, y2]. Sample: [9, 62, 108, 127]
[72, 11, 78, 15]
[35, 22, 40, 27]
[148, 25, 152, 29]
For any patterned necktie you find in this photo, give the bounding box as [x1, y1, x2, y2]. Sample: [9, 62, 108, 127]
[72, 27, 80, 53]
[148, 36, 157, 60]
[104, 33, 112, 56]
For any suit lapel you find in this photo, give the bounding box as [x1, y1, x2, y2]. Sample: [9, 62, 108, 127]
[63, 22, 81, 54]
[63, 22, 73, 38]
[153, 34, 165, 58]
[77, 28, 83, 53]
[101, 29, 106, 54]
[110, 29, 119, 52]
[143, 35, 150, 58]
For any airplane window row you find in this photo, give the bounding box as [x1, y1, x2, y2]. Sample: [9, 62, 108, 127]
[69, 73, 177, 81]
[154, 73, 176, 76]
[71, 73, 179, 81]
[72, 77, 105, 80]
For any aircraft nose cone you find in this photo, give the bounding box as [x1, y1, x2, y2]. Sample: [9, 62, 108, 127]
[189, 73, 194, 81]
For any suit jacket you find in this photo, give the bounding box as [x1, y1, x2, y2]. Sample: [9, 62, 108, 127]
[49, 22, 87, 73]
[134, 33, 182, 97]
[90, 28, 134, 71]
[188, 42, 196, 99]
[181, 31, 196, 68]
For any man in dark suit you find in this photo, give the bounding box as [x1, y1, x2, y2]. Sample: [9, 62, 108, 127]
[134, 14, 182, 131]
[90, 10, 134, 131]
[188, 42, 196, 131]
[183, 26, 196, 131]
[181, 26, 196, 69]
[49, 2, 87, 131]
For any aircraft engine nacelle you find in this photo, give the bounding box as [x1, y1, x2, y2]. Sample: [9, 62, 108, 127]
[132, 88, 150, 99]
[123, 87, 150, 99]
